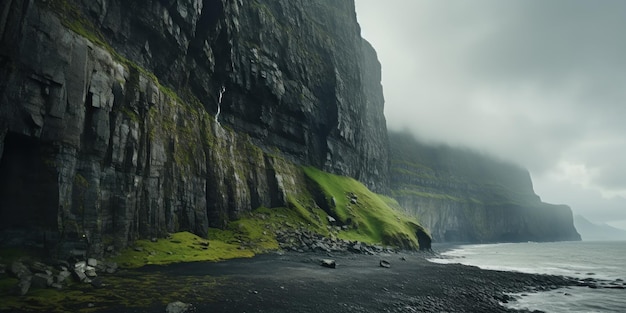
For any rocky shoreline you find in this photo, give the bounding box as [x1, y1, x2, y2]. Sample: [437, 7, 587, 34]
[139, 250, 578, 313]
[2, 248, 623, 313]
[275, 226, 402, 255]
[2, 256, 118, 297]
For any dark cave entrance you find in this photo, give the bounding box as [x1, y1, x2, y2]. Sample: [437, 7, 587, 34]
[0, 133, 59, 232]
[417, 229, 432, 251]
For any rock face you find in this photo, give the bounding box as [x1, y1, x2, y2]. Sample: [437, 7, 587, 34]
[389, 132, 581, 243]
[0, 0, 388, 256]
[0, 0, 580, 255]
[74, 0, 389, 192]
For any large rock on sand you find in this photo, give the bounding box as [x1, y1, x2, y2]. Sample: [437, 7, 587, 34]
[166, 301, 191, 313]
[320, 259, 336, 269]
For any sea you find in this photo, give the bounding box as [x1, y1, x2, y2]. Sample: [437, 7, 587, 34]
[428, 241, 626, 313]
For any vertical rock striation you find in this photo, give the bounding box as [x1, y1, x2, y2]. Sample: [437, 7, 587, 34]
[0, 0, 581, 255]
[0, 0, 388, 255]
[70, 0, 389, 191]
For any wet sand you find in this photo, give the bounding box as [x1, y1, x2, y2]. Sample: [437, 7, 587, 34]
[126, 250, 576, 313]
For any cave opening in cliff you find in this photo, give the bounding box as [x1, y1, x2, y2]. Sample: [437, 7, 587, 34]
[0, 133, 59, 234]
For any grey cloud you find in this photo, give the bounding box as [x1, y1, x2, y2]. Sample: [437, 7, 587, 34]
[356, 0, 626, 225]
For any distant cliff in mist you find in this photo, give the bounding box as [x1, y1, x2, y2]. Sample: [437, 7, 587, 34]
[574, 215, 626, 241]
[389, 131, 581, 243]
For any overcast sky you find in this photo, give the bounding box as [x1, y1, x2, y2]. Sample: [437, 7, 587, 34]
[355, 0, 626, 229]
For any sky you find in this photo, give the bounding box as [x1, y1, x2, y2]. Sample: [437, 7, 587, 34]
[355, 0, 626, 230]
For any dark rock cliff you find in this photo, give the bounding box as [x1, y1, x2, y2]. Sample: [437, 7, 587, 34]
[71, 0, 389, 192]
[0, 0, 580, 256]
[389, 132, 581, 243]
[0, 0, 388, 255]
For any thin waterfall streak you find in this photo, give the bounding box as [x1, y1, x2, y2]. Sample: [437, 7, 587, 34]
[215, 85, 226, 124]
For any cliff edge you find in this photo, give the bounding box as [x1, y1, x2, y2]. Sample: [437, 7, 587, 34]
[389, 132, 581, 243]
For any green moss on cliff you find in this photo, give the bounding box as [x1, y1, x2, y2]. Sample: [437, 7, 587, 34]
[110, 231, 254, 268]
[303, 167, 424, 249]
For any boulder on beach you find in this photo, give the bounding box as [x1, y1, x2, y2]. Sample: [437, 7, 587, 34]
[320, 259, 336, 269]
[379, 260, 391, 268]
[166, 301, 191, 313]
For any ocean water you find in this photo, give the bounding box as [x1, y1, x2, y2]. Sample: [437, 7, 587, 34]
[428, 241, 626, 312]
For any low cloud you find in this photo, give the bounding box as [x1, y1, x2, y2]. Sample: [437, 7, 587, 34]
[356, 0, 626, 224]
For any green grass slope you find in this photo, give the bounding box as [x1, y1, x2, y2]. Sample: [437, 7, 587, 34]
[108, 167, 429, 269]
[303, 167, 427, 249]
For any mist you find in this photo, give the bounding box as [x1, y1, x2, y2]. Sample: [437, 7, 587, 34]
[355, 0, 626, 229]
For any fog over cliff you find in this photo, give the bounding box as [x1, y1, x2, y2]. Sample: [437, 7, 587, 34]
[355, 0, 626, 229]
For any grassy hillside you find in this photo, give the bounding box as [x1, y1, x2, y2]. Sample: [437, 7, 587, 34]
[303, 167, 426, 249]
[107, 166, 428, 268]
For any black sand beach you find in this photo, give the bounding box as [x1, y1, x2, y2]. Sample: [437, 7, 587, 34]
[111, 250, 577, 313]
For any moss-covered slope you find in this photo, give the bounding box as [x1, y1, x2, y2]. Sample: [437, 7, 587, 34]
[109, 166, 430, 269]
[303, 167, 428, 249]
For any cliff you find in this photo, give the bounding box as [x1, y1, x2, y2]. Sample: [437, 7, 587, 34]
[0, 0, 390, 255]
[389, 132, 581, 243]
[0, 0, 580, 257]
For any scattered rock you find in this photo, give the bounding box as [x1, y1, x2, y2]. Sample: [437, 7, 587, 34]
[14, 278, 31, 296]
[10, 261, 32, 279]
[31, 273, 54, 288]
[276, 226, 392, 256]
[166, 301, 191, 313]
[56, 270, 71, 283]
[349, 242, 363, 253]
[327, 215, 336, 223]
[74, 261, 87, 271]
[87, 258, 98, 267]
[320, 259, 336, 269]
[85, 267, 98, 278]
[133, 247, 144, 252]
[379, 260, 391, 268]
[151, 237, 158, 242]
[73, 269, 87, 282]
